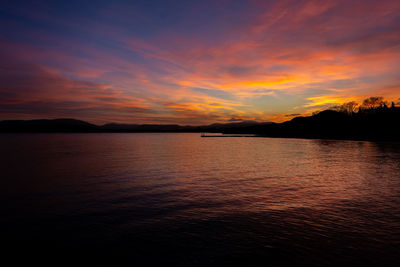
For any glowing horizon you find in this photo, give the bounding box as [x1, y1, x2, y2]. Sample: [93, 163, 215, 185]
[1, 0, 400, 125]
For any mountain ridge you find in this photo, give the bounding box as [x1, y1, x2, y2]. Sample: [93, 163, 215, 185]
[2, 105, 400, 141]
[0, 119, 272, 133]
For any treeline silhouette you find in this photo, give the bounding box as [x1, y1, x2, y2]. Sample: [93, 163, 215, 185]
[224, 96, 400, 141]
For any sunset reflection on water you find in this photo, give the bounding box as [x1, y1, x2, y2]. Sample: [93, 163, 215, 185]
[1, 133, 400, 266]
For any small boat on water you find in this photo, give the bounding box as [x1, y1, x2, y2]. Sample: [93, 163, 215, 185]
[200, 133, 257, 137]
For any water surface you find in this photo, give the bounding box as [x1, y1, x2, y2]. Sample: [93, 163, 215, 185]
[1, 133, 400, 266]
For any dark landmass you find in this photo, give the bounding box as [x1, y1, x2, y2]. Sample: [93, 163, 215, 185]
[224, 104, 400, 141]
[1, 98, 399, 141]
[0, 119, 99, 133]
[0, 118, 272, 133]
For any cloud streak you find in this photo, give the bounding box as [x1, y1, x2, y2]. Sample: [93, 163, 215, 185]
[1, 0, 400, 124]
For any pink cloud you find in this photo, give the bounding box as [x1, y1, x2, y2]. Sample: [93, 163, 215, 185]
[1, 0, 400, 124]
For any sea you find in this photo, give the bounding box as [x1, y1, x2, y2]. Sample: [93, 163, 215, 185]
[1, 133, 400, 266]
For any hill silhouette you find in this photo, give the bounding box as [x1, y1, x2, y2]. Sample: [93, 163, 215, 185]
[1, 97, 399, 141]
[0, 119, 98, 133]
[224, 97, 400, 141]
[0, 119, 271, 133]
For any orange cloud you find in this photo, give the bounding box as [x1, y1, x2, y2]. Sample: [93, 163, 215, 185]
[2, 0, 400, 124]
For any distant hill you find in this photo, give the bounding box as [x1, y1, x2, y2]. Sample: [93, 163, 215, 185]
[2, 105, 399, 141]
[100, 121, 273, 133]
[0, 119, 98, 133]
[223, 106, 400, 141]
[0, 119, 270, 133]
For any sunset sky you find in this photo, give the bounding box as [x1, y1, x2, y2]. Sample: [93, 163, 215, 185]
[1, 0, 400, 125]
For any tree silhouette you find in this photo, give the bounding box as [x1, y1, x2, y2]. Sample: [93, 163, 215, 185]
[361, 96, 385, 109]
[330, 101, 358, 114]
[342, 101, 358, 114]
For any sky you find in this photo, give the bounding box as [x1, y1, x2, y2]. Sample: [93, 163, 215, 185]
[1, 0, 400, 125]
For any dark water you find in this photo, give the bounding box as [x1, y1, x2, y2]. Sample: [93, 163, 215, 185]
[1, 133, 400, 266]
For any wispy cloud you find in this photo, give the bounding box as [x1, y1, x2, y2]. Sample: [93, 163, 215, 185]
[1, 0, 400, 124]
